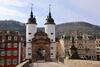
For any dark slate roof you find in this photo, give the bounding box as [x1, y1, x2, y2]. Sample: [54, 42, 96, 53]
[27, 10, 37, 24]
[45, 12, 55, 25]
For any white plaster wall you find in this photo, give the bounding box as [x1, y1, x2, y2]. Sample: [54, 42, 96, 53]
[44, 24, 56, 59]
[26, 24, 37, 59]
[26, 43, 32, 59]
[50, 43, 56, 59]
[26, 24, 37, 42]
[44, 24, 55, 42]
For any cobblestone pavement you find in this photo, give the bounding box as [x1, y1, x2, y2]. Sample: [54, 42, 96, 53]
[30, 59, 100, 67]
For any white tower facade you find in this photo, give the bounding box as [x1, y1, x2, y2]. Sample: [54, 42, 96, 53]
[26, 8, 37, 59]
[45, 25, 55, 42]
[44, 6, 56, 61]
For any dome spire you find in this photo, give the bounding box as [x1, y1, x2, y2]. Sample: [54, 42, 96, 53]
[49, 4, 51, 18]
[45, 4, 55, 25]
[30, 3, 33, 18]
[27, 3, 37, 24]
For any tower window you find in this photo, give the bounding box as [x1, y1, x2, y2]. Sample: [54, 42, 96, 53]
[28, 40, 31, 41]
[51, 47, 53, 49]
[51, 33, 53, 35]
[51, 39, 53, 42]
[29, 33, 31, 35]
[28, 53, 32, 55]
[51, 53, 53, 55]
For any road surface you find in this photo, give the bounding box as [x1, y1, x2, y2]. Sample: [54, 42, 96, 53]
[30, 60, 100, 67]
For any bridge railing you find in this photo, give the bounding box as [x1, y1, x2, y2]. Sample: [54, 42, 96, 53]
[16, 60, 30, 67]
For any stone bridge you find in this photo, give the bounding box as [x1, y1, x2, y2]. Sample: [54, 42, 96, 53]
[16, 59, 100, 67]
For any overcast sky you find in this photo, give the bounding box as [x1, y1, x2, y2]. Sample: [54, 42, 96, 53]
[0, 0, 99, 27]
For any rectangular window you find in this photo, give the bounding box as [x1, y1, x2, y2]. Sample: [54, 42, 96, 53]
[0, 50, 5, 56]
[0, 58, 4, 65]
[7, 43, 12, 48]
[7, 51, 11, 56]
[12, 51, 17, 56]
[6, 59, 11, 65]
[0, 43, 5, 48]
[13, 59, 17, 65]
[13, 43, 18, 48]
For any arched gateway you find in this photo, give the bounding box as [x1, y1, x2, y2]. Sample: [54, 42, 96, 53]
[32, 31, 51, 62]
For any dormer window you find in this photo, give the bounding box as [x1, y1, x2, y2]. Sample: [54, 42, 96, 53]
[8, 36, 11, 40]
[14, 36, 17, 40]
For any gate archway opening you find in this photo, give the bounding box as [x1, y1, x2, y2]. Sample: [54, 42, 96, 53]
[36, 48, 46, 60]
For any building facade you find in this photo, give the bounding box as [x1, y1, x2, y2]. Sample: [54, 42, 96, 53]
[95, 39, 100, 60]
[0, 30, 24, 67]
[60, 32, 97, 60]
[26, 6, 56, 61]
[32, 31, 51, 62]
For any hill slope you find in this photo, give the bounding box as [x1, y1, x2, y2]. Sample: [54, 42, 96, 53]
[56, 21, 100, 36]
[0, 20, 26, 36]
[0, 20, 100, 37]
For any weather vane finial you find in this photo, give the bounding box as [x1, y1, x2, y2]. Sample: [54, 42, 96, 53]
[31, 3, 33, 11]
[49, 4, 51, 13]
[30, 3, 34, 18]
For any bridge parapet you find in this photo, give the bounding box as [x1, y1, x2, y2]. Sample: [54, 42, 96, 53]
[16, 60, 30, 67]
